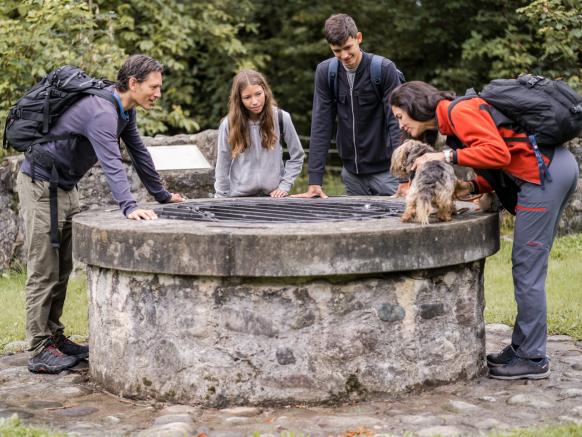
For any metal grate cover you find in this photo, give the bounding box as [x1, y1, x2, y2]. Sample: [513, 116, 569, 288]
[155, 198, 405, 223]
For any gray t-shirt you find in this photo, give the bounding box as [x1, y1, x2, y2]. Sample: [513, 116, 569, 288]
[20, 86, 170, 216]
[343, 64, 357, 90]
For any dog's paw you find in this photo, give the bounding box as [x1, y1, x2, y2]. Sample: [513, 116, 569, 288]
[401, 212, 414, 222]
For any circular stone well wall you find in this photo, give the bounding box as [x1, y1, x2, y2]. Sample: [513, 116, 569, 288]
[73, 197, 499, 406]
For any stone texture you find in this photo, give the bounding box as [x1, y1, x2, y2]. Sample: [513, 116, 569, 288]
[560, 137, 582, 235]
[416, 425, 465, 436]
[136, 422, 197, 437]
[219, 407, 263, 417]
[2, 341, 28, 354]
[159, 405, 200, 416]
[448, 400, 480, 412]
[55, 406, 99, 417]
[559, 388, 582, 399]
[153, 414, 194, 426]
[26, 400, 63, 410]
[1, 324, 582, 437]
[0, 157, 24, 271]
[507, 394, 554, 409]
[377, 303, 406, 322]
[73, 197, 498, 277]
[87, 261, 487, 406]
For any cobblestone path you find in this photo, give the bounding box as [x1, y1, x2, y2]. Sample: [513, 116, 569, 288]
[1, 324, 582, 436]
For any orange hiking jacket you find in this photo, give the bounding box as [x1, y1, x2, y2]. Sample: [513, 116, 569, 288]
[436, 98, 549, 193]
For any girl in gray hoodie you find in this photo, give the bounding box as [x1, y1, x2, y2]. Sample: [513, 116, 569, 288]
[214, 69, 304, 198]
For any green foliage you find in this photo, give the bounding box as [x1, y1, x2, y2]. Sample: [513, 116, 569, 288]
[0, 0, 258, 152]
[1, 0, 580, 151]
[517, 0, 582, 90]
[459, 0, 582, 92]
[0, 0, 124, 103]
[0, 0, 125, 157]
[96, 0, 261, 134]
[0, 416, 67, 437]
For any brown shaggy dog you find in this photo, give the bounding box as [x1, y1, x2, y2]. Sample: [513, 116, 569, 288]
[390, 140, 458, 224]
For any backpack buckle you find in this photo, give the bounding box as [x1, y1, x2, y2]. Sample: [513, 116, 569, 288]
[10, 108, 22, 119]
[526, 75, 544, 87]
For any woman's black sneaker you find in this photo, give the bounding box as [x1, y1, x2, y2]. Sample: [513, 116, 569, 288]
[488, 356, 550, 380]
[53, 335, 89, 360]
[28, 344, 79, 374]
[486, 344, 517, 368]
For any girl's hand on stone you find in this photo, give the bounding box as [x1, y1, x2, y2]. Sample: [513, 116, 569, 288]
[270, 189, 288, 198]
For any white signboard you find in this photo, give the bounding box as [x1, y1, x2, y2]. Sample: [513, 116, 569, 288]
[146, 145, 212, 171]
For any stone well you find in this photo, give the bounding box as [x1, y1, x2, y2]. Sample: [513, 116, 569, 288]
[73, 197, 499, 407]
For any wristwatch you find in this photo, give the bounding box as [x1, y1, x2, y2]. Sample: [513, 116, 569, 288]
[444, 149, 453, 163]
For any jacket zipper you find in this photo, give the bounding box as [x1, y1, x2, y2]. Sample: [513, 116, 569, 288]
[349, 82, 358, 174]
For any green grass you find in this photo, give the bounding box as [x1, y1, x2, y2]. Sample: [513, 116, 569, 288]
[484, 232, 582, 340]
[492, 422, 582, 437]
[0, 271, 88, 352]
[0, 416, 67, 437]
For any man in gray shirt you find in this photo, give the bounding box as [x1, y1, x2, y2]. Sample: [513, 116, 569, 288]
[17, 55, 184, 374]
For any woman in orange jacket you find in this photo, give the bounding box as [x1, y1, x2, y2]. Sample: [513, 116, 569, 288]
[389, 81, 579, 380]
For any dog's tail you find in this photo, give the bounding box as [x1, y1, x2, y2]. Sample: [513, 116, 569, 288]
[415, 192, 433, 225]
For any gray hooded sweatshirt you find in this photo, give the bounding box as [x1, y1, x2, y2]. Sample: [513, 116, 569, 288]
[214, 108, 304, 197]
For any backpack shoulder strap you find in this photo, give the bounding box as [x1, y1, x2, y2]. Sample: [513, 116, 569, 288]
[85, 88, 117, 105]
[447, 88, 478, 129]
[370, 55, 383, 100]
[327, 58, 339, 102]
[277, 108, 286, 149]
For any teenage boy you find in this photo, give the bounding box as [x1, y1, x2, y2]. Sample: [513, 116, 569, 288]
[16, 54, 184, 374]
[294, 14, 403, 198]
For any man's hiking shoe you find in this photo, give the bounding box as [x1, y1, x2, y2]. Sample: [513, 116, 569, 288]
[28, 344, 79, 374]
[487, 344, 517, 368]
[53, 335, 89, 360]
[488, 356, 550, 380]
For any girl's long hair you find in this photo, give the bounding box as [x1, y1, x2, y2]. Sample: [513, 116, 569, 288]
[228, 69, 277, 159]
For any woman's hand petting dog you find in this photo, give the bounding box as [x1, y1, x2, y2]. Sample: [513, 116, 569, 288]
[454, 180, 473, 199]
[411, 152, 445, 171]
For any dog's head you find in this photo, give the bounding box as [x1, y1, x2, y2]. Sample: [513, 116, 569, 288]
[390, 140, 435, 178]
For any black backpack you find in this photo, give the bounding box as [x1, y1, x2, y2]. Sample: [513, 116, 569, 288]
[2, 65, 118, 249]
[478, 74, 582, 146]
[3, 65, 116, 153]
[446, 74, 582, 214]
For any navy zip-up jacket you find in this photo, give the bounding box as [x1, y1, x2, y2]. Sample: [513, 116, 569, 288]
[308, 51, 402, 185]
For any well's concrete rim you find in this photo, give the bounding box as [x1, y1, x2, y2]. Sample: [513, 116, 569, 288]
[72, 197, 499, 277]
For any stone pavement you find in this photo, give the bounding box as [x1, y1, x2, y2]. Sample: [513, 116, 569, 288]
[1, 324, 582, 437]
